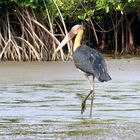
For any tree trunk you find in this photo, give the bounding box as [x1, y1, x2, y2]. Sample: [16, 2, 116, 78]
[121, 20, 125, 51]
[114, 12, 118, 54]
[128, 25, 134, 49]
[115, 29, 118, 54]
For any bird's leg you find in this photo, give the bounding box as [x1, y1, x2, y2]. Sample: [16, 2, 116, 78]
[81, 90, 93, 114]
[85, 74, 93, 90]
[81, 74, 93, 114]
[90, 91, 95, 117]
[90, 77, 95, 117]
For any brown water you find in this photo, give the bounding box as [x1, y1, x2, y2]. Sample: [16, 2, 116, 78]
[0, 59, 140, 139]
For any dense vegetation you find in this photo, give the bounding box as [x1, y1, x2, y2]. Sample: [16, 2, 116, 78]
[0, 0, 140, 61]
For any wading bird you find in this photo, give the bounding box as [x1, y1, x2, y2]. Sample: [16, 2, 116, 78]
[54, 25, 111, 115]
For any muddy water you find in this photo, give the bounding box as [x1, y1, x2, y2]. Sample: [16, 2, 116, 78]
[0, 59, 140, 140]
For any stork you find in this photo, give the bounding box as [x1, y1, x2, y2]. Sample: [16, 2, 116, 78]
[54, 25, 111, 115]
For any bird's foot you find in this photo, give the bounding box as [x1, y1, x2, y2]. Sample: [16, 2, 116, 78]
[90, 92, 95, 99]
[81, 100, 86, 114]
[90, 92, 95, 117]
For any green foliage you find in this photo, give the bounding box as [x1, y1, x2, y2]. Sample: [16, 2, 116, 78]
[0, 0, 140, 60]
[0, 0, 140, 19]
[78, 9, 94, 21]
[13, 0, 40, 8]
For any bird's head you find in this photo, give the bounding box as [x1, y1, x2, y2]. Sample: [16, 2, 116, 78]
[54, 25, 83, 53]
[71, 25, 83, 35]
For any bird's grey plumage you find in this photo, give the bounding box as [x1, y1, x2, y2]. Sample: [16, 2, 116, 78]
[73, 45, 111, 82]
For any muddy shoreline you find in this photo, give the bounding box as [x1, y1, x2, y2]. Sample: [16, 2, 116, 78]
[0, 57, 139, 79]
[0, 58, 140, 139]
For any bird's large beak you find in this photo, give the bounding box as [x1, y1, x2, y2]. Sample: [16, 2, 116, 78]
[55, 31, 75, 53]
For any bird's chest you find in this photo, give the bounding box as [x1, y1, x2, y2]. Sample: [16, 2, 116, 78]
[73, 47, 91, 65]
[73, 49, 86, 65]
[73, 48, 93, 73]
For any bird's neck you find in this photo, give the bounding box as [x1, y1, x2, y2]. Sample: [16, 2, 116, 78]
[73, 29, 83, 51]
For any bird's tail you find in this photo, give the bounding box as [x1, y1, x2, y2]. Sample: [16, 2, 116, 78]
[98, 72, 111, 82]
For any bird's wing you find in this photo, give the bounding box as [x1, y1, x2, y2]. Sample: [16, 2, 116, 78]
[73, 45, 111, 82]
